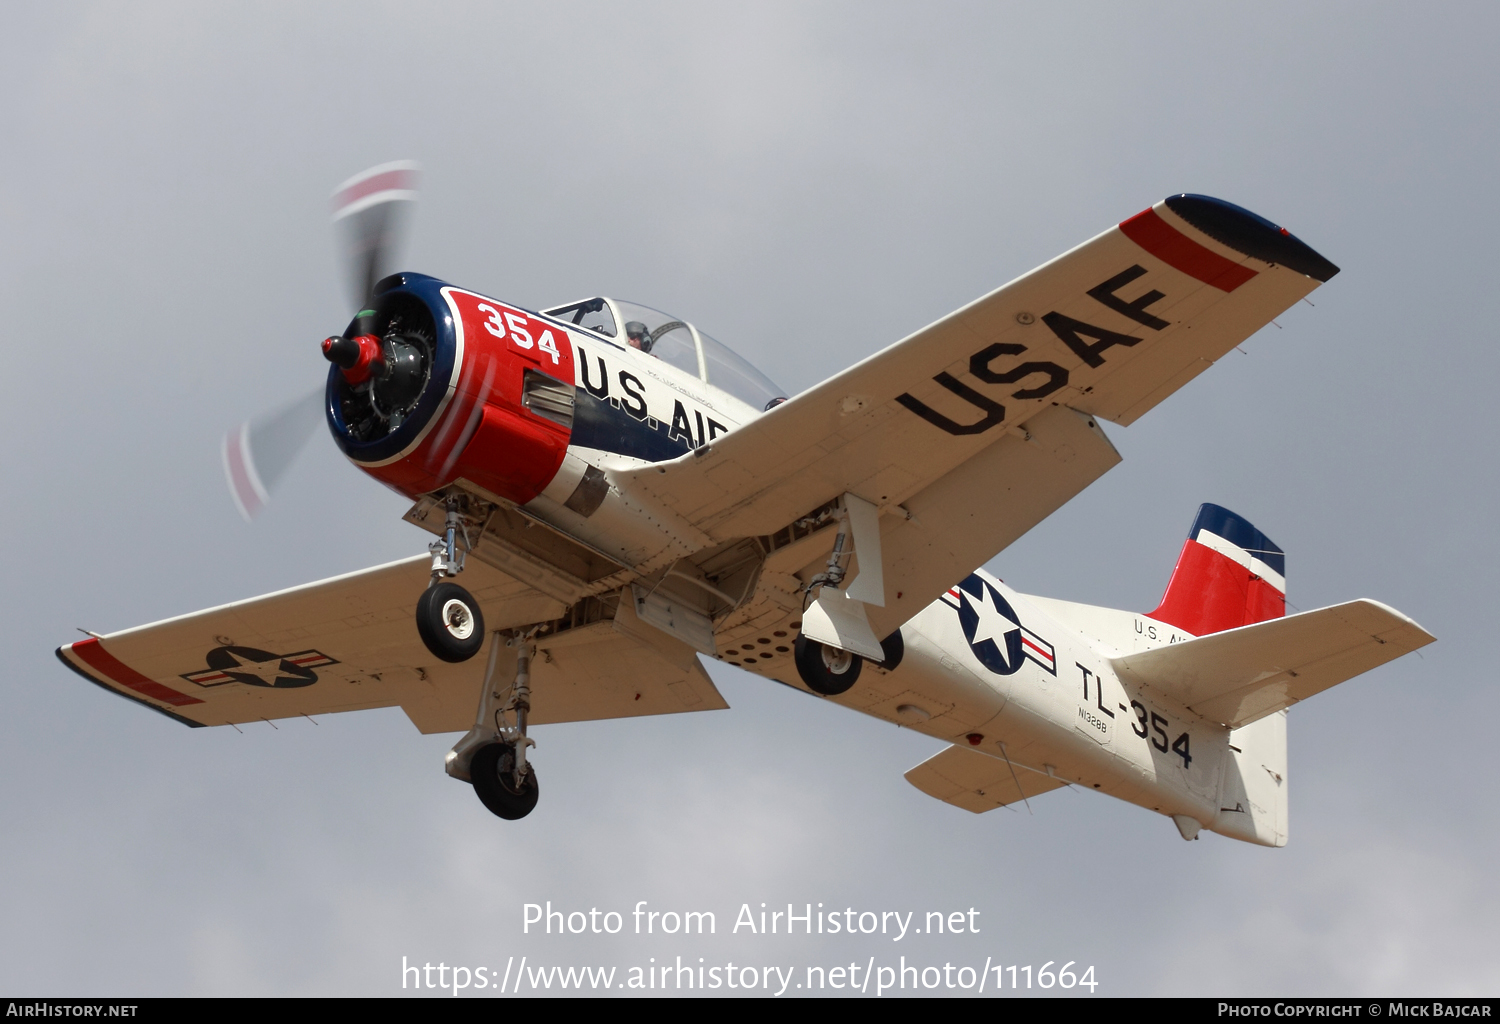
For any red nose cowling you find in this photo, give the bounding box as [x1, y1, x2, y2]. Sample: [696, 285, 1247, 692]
[327, 289, 576, 507]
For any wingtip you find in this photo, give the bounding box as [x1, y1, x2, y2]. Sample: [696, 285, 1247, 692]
[1347, 598, 1437, 647]
[53, 642, 207, 728]
[1163, 193, 1340, 282]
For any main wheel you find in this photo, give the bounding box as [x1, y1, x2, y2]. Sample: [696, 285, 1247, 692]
[794, 635, 863, 695]
[470, 742, 540, 820]
[416, 582, 485, 662]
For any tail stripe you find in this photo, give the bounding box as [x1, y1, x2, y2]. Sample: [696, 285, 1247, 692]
[1194, 528, 1286, 594]
[1189, 503, 1284, 576]
[1148, 503, 1286, 637]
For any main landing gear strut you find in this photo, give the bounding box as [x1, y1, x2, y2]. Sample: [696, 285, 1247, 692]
[446, 629, 541, 820]
[416, 497, 485, 663]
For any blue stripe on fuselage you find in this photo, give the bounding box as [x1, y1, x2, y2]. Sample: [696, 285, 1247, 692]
[571, 390, 697, 462]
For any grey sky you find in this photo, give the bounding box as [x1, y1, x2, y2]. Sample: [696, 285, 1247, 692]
[1, 1, 1494, 996]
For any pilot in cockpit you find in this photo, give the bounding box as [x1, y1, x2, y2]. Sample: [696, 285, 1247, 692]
[625, 321, 651, 353]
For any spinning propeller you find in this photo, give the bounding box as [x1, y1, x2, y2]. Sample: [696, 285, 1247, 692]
[221, 161, 421, 520]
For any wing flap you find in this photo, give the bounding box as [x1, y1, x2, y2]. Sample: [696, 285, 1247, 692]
[399, 619, 727, 734]
[1110, 599, 1435, 728]
[905, 743, 1069, 814]
[866, 403, 1119, 639]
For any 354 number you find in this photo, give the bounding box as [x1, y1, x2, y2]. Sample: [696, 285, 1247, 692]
[477, 302, 562, 365]
[1130, 700, 1191, 768]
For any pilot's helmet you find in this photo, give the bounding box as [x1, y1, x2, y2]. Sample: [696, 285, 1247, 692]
[624, 321, 650, 350]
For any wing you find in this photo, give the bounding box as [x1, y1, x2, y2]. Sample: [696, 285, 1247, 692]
[904, 743, 1069, 813]
[621, 195, 1338, 639]
[57, 554, 725, 731]
[1110, 599, 1435, 728]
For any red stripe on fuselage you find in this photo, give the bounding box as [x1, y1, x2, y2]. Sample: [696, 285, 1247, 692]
[1119, 209, 1258, 292]
[69, 638, 205, 707]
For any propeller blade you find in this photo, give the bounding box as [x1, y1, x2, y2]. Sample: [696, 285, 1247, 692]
[222, 387, 325, 521]
[331, 160, 420, 310]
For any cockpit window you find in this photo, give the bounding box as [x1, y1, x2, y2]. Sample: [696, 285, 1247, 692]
[541, 297, 617, 338]
[699, 330, 787, 411]
[614, 300, 701, 379]
[548, 295, 787, 412]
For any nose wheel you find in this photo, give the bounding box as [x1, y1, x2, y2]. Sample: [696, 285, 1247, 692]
[416, 582, 485, 662]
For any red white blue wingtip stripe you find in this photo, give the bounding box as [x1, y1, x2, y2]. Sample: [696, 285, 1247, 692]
[331, 160, 420, 221]
[1120, 206, 1259, 293]
[1122, 193, 1340, 286]
[54, 638, 207, 728]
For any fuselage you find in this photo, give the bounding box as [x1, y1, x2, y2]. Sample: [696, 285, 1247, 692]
[855, 572, 1282, 845]
[324, 274, 1281, 846]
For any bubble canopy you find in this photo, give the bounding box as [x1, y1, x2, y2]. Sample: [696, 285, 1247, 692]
[543, 297, 787, 412]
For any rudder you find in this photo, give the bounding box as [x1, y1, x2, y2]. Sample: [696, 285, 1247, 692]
[1212, 710, 1288, 847]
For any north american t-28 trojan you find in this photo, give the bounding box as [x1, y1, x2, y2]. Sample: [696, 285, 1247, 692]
[56, 163, 1433, 843]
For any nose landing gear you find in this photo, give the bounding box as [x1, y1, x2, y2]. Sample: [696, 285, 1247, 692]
[445, 629, 542, 820]
[415, 496, 485, 663]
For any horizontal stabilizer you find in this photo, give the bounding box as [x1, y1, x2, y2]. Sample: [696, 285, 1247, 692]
[1111, 599, 1435, 728]
[905, 744, 1068, 814]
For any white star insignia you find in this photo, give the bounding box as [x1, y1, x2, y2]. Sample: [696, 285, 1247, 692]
[226, 653, 291, 686]
[963, 584, 1018, 651]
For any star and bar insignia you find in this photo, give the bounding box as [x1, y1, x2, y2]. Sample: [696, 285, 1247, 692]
[181, 646, 339, 689]
[940, 574, 1057, 677]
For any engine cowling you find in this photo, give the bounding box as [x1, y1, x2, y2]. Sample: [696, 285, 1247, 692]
[325, 273, 576, 504]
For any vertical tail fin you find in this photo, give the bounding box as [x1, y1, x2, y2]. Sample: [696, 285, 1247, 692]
[1148, 503, 1285, 637]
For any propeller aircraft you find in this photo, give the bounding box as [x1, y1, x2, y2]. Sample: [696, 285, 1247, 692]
[56, 163, 1434, 842]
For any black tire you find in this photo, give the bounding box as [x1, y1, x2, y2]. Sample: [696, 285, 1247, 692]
[416, 582, 485, 663]
[794, 635, 863, 695]
[470, 742, 540, 820]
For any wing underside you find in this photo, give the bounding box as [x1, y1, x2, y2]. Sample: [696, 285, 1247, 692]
[57, 554, 725, 730]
